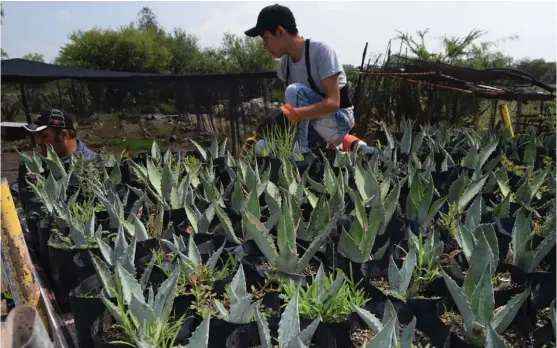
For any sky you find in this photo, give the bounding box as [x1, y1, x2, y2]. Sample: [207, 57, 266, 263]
[1, 1, 556, 67]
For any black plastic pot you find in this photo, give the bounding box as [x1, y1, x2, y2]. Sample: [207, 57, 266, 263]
[256, 156, 283, 185]
[162, 208, 188, 231]
[528, 271, 557, 310]
[414, 312, 476, 348]
[208, 319, 252, 348]
[47, 233, 99, 312]
[69, 274, 115, 348]
[24, 215, 40, 252]
[226, 318, 337, 348]
[94, 210, 111, 230]
[495, 218, 514, 261]
[310, 318, 351, 348]
[134, 238, 159, 264]
[532, 322, 556, 348]
[38, 220, 56, 279]
[173, 294, 195, 319]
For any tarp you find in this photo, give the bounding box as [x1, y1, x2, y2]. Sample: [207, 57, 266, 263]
[1, 59, 277, 84]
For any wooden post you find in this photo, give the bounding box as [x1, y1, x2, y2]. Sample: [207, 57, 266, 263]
[19, 83, 35, 148]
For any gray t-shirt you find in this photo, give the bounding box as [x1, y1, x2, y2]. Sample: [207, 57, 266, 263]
[277, 39, 354, 124]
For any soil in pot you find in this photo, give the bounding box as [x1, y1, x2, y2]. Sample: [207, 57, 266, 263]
[531, 306, 556, 347]
[349, 324, 434, 348]
[91, 313, 131, 348]
[439, 311, 529, 347]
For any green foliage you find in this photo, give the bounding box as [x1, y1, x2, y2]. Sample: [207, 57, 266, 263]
[22, 53, 45, 62]
[513, 58, 556, 85]
[54, 7, 276, 74]
[395, 28, 516, 69]
[56, 27, 173, 73]
[280, 265, 367, 323]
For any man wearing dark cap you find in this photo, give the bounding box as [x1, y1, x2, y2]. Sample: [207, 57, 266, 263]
[23, 108, 96, 160]
[245, 4, 357, 155]
[14, 108, 96, 211]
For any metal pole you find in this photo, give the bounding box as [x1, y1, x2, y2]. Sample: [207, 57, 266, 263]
[499, 104, 515, 137]
[1, 178, 45, 325]
[19, 83, 35, 148]
[0, 179, 72, 348]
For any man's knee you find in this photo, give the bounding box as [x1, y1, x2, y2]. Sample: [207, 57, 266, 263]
[284, 83, 304, 105]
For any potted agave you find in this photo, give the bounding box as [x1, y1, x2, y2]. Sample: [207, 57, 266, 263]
[279, 264, 367, 347]
[159, 234, 237, 319]
[69, 227, 137, 348]
[226, 287, 334, 348]
[242, 190, 340, 285]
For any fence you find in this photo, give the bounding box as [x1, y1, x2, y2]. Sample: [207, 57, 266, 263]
[2, 57, 556, 156]
[1, 59, 287, 155]
[352, 52, 556, 137]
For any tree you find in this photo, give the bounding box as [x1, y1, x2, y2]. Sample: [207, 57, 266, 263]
[56, 27, 172, 73]
[164, 28, 203, 74]
[343, 64, 358, 86]
[136, 7, 158, 31]
[219, 32, 278, 72]
[1, 4, 7, 59]
[22, 53, 45, 62]
[513, 58, 556, 85]
[395, 28, 516, 69]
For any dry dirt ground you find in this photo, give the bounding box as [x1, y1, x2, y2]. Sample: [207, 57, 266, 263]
[1, 114, 217, 184]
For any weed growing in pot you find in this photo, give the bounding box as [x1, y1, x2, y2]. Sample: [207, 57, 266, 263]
[159, 235, 238, 317]
[279, 264, 367, 323]
[254, 287, 320, 348]
[410, 232, 443, 290]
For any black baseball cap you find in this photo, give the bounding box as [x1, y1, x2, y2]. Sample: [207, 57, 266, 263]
[23, 108, 75, 132]
[244, 4, 297, 37]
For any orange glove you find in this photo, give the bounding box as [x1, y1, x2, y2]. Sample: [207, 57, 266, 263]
[280, 104, 302, 125]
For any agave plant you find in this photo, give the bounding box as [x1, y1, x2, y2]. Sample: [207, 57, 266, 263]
[243, 192, 340, 275]
[92, 185, 152, 240]
[130, 156, 195, 211]
[459, 137, 500, 180]
[451, 195, 500, 282]
[254, 287, 319, 348]
[338, 183, 396, 264]
[95, 226, 137, 273]
[403, 171, 446, 236]
[18, 149, 45, 175]
[511, 208, 556, 273]
[352, 300, 417, 348]
[99, 261, 185, 348]
[190, 137, 228, 162]
[26, 169, 75, 221]
[447, 171, 489, 215]
[213, 265, 261, 324]
[441, 263, 530, 346]
[160, 234, 236, 315]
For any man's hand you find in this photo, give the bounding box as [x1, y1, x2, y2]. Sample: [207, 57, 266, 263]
[280, 104, 302, 125]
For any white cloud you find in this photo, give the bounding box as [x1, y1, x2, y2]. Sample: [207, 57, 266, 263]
[59, 9, 71, 20]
